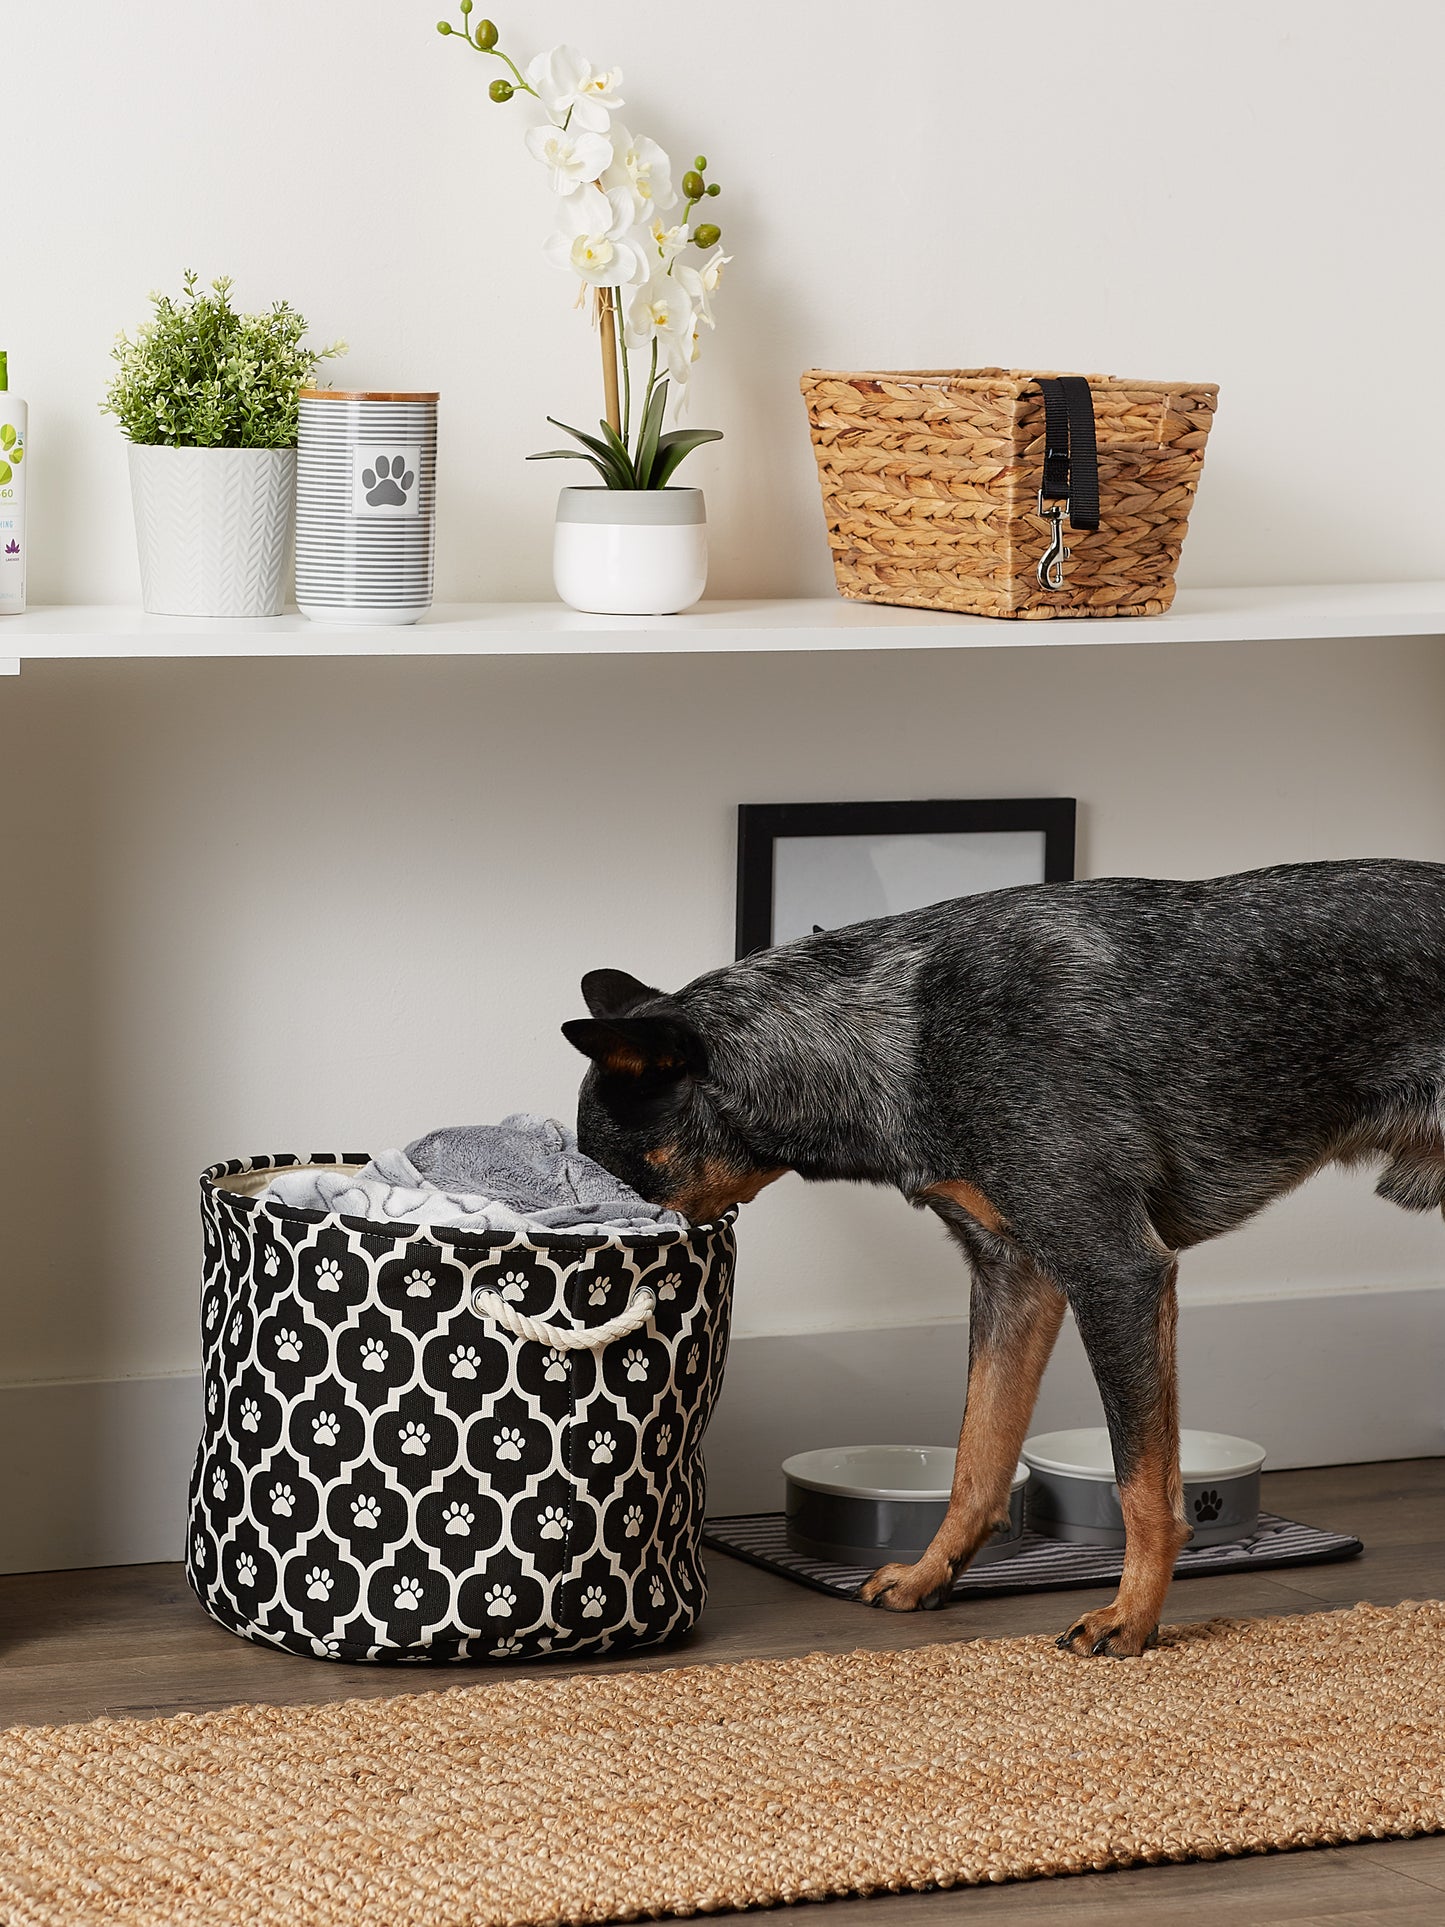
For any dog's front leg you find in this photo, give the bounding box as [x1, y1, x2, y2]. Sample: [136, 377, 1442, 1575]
[860, 1261, 1066, 1611]
[1056, 1256, 1189, 1658]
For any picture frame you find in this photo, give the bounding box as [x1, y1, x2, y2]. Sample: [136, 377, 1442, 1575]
[735, 798, 1077, 957]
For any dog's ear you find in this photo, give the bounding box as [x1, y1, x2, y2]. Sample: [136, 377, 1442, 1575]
[562, 1012, 708, 1080]
[580, 969, 662, 1019]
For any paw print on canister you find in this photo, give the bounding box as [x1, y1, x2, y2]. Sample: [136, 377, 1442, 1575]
[1193, 1487, 1223, 1522]
[360, 453, 415, 508]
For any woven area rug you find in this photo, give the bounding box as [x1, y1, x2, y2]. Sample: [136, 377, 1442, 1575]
[3, 1601, 1444, 1927]
[703, 1508, 1362, 1600]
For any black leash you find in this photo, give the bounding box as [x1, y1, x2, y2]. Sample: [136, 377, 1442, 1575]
[1034, 376, 1099, 590]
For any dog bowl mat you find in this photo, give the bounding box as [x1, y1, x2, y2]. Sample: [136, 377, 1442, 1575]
[702, 1509, 1361, 1599]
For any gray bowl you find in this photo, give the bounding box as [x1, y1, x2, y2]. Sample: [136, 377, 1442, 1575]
[782, 1445, 1027, 1567]
[1023, 1427, 1266, 1548]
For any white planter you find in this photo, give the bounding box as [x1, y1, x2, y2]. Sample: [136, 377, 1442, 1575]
[127, 444, 296, 617]
[553, 488, 707, 615]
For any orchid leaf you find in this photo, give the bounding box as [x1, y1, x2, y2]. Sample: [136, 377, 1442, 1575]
[526, 448, 614, 484]
[542, 415, 633, 489]
[597, 418, 641, 490]
[650, 427, 724, 489]
[633, 379, 670, 490]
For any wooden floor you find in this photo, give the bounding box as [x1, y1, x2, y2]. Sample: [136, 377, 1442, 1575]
[4, 1459, 1445, 1923]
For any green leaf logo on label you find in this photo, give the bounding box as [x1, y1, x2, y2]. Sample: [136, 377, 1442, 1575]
[0, 422, 23, 487]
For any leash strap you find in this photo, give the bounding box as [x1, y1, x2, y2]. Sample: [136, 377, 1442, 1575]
[1035, 376, 1100, 530]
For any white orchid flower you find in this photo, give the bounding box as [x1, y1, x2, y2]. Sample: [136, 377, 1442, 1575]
[544, 185, 648, 288]
[603, 124, 676, 214]
[648, 216, 691, 265]
[525, 45, 624, 132]
[673, 249, 731, 328]
[524, 122, 613, 197]
[627, 274, 698, 382]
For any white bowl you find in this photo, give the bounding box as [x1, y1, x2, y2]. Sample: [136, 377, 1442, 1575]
[782, 1444, 1028, 1568]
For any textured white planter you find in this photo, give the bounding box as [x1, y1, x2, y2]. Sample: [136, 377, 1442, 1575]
[553, 488, 707, 615]
[128, 444, 296, 617]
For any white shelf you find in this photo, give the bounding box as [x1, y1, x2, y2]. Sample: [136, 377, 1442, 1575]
[3, 582, 1445, 669]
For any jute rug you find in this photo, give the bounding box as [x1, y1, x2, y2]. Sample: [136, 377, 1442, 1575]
[3, 1600, 1445, 1927]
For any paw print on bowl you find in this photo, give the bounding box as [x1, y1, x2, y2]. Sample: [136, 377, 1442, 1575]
[360, 1338, 388, 1374]
[314, 1256, 345, 1294]
[496, 1271, 527, 1305]
[403, 1269, 433, 1300]
[305, 1565, 332, 1601]
[538, 1504, 567, 1542]
[393, 1577, 423, 1611]
[398, 1420, 430, 1458]
[581, 1585, 606, 1620]
[485, 1583, 516, 1619]
[240, 1397, 261, 1434]
[352, 1494, 382, 1530]
[442, 1501, 474, 1538]
[362, 453, 415, 507]
[590, 1431, 615, 1466]
[1193, 1487, 1223, 1522]
[235, 1552, 257, 1588]
[450, 1345, 481, 1381]
[623, 1504, 643, 1540]
[622, 1348, 648, 1383]
[269, 1482, 294, 1519]
[275, 1329, 302, 1363]
[494, 1426, 524, 1462]
[648, 1574, 666, 1609]
[543, 1348, 568, 1382]
[312, 1412, 339, 1448]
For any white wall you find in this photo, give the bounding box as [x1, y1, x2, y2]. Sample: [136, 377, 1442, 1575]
[6, 0, 1445, 602]
[2, 3, 1445, 1559]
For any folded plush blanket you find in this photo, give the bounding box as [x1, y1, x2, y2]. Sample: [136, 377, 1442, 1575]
[256, 1113, 686, 1234]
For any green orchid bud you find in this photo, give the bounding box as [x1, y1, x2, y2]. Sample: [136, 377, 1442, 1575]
[489, 76, 513, 100]
[682, 170, 705, 202]
[459, 0, 472, 11]
[693, 155, 708, 171]
[706, 182, 721, 197]
[436, 18, 452, 31]
[476, 17, 498, 47]
[693, 221, 721, 249]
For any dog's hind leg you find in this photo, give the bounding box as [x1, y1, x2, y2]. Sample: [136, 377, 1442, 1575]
[1055, 1254, 1189, 1659]
[860, 1257, 1066, 1612]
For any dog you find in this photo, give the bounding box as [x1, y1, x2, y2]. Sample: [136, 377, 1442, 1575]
[563, 858, 1445, 1658]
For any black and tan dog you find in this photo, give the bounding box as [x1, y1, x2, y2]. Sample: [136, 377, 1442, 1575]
[563, 858, 1445, 1658]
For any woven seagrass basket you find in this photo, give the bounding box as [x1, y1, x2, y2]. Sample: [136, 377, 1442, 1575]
[800, 368, 1218, 620]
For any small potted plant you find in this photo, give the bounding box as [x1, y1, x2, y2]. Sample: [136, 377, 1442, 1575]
[437, 10, 731, 615]
[103, 273, 344, 617]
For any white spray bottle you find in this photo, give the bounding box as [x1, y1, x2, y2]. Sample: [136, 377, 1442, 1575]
[0, 352, 27, 615]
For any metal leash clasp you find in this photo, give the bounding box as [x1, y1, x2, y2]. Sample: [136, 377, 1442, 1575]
[1036, 489, 1070, 591]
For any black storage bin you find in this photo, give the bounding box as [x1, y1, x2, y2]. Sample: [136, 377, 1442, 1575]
[187, 1154, 735, 1663]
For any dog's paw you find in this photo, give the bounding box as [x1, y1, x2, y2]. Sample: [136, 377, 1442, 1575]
[858, 1553, 956, 1612]
[1055, 1606, 1159, 1659]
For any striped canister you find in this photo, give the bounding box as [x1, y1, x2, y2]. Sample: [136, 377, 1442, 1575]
[295, 390, 438, 625]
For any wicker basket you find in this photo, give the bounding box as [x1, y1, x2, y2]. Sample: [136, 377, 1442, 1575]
[800, 368, 1218, 620]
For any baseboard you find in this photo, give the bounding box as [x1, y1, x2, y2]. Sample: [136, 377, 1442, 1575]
[703, 1282, 1445, 1515]
[2, 1282, 1441, 1573]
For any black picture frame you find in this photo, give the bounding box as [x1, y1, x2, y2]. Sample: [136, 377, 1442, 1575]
[735, 798, 1077, 958]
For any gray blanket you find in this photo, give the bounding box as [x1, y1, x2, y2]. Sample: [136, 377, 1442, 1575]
[256, 1113, 686, 1234]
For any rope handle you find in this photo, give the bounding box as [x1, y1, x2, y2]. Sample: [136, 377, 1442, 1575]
[469, 1282, 656, 1352]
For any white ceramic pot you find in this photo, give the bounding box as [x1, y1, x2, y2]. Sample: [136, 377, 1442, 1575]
[127, 444, 295, 617]
[553, 487, 707, 615]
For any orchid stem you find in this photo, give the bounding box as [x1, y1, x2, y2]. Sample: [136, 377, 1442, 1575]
[618, 293, 632, 448]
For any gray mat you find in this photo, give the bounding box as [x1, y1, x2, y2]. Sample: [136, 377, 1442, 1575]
[702, 1510, 1362, 1601]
